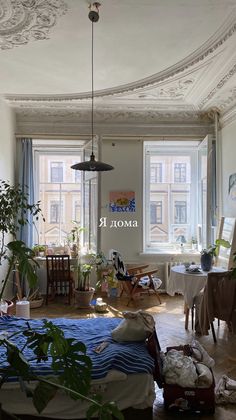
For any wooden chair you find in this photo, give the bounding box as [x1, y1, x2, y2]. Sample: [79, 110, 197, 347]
[195, 270, 236, 342]
[46, 255, 74, 305]
[111, 250, 161, 306]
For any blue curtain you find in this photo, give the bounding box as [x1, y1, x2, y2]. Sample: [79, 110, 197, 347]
[16, 138, 35, 248]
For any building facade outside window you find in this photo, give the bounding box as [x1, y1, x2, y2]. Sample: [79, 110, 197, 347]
[50, 200, 63, 224]
[174, 200, 187, 224]
[50, 162, 64, 183]
[150, 201, 162, 224]
[144, 141, 199, 251]
[174, 162, 186, 183]
[34, 148, 82, 247]
[151, 163, 162, 183]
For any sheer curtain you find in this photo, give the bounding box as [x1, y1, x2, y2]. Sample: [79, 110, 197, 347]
[16, 138, 35, 248]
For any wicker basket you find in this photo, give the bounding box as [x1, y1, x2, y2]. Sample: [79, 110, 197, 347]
[30, 298, 44, 309]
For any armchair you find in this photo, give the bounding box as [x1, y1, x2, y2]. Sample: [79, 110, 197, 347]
[110, 250, 162, 306]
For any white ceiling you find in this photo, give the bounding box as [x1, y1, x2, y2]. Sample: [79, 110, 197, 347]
[1, 0, 236, 124]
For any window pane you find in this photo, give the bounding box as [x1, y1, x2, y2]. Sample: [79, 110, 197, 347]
[35, 153, 82, 247]
[145, 144, 196, 249]
[51, 162, 63, 182]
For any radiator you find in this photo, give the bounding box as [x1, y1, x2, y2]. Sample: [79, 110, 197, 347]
[163, 261, 176, 292]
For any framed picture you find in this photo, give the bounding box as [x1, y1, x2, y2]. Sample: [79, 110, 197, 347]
[109, 191, 135, 212]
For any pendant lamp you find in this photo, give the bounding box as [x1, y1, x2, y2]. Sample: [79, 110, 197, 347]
[71, 2, 114, 172]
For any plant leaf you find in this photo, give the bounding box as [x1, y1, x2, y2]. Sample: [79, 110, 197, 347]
[33, 379, 58, 413]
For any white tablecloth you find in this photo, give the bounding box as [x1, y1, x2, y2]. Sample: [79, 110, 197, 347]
[167, 265, 225, 308]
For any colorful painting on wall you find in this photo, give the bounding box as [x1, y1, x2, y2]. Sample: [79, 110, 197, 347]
[109, 191, 135, 212]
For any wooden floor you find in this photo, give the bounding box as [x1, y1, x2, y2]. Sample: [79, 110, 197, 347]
[26, 292, 236, 419]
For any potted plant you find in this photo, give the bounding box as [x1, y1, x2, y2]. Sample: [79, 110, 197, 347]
[0, 179, 44, 312]
[32, 244, 47, 257]
[66, 221, 85, 257]
[74, 262, 95, 308]
[200, 238, 231, 271]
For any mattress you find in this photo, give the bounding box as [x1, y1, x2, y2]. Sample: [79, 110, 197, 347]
[0, 316, 156, 418]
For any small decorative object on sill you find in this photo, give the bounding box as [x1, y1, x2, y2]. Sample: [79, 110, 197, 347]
[95, 297, 107, 313]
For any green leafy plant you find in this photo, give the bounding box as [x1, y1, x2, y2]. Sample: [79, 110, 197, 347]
[32, 245, 46, 255]
[200, 238, 231, 257]
[66, 221, 85, 256]
[0, 321, 123, 420]
[76, 263, 93, 291]
[0, 180, 45, 301]
[0, 241, 39, 301]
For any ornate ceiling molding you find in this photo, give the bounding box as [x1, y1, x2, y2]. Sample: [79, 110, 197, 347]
[4, 10, 236, 101]
[15, 106, 212, 125]
[199, 63, 236, 109]
[0, 0, 67, 50]
[220, 104, 236, 127]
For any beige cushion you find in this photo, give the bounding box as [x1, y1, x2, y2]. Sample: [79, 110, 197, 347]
[111, 310, 155, 342]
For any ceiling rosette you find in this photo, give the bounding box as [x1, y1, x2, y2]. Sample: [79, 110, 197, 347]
[0, 0, 67, 50]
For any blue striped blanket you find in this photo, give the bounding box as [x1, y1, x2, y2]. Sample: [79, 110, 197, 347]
[0, 316, 154, 381]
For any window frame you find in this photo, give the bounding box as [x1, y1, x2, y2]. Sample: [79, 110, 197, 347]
[143, 141, 199, 253]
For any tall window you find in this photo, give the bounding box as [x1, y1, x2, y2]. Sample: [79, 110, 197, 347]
[144, 141, 199, 250]
[50, 162, 63, 182]
[174, 201, 187, 224]
[151, 163, 162, 183]
[174, 163, 186, 183]
[33, 147, 83, 247]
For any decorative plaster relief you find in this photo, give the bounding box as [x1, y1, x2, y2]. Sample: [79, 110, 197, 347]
[215, 88, 236, 112]
[199, 63, 236, 108]
[14, 106, 210, 125]
[0, 0, 67, 50]
[138, 78, 194, 100]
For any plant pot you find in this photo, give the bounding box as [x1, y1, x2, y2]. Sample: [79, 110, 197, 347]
[200, 253, 213, 271]
[74, 288, 95, 308]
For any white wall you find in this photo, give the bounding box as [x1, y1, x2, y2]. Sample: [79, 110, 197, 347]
[221, 119, 236, 217]
[0, 98, 16, 299]
[100, 138, 143, 262]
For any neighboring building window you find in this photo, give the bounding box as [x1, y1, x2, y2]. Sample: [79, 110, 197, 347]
[174, 201, 187, 224]
[150, 163, 162, 183]
[174, 163, 186, 183]
[50, 201, 63, 224]
[50, 162, 63, 182]
[74, 200, 80, 222]
[150, 201, 162, 224]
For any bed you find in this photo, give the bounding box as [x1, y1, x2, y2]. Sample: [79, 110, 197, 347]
[0, 316, 157, 419]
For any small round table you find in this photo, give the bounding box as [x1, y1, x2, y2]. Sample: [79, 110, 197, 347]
[167, 265, 226, 329]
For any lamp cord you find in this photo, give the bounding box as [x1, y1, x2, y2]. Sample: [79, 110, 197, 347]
[91, 20, 94, 156]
